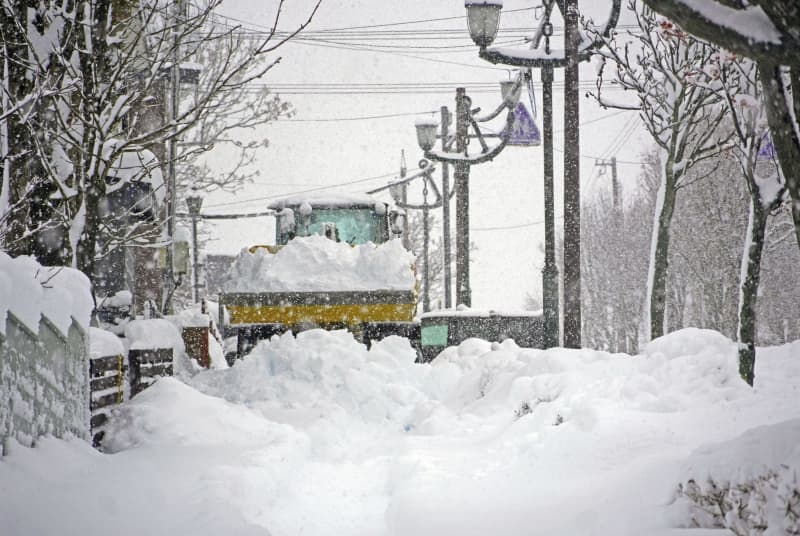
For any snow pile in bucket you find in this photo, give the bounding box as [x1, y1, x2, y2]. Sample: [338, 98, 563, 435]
[223, 234, 416, 292]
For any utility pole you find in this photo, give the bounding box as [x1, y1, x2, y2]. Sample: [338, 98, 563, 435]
[465, 0, 620, 347]
[164, 0, 183, 314]
[562, 0, 582, 348]
[400, 150, 410, 251]
[454, 88, 472, 307]
[541, 64, 559, 348]
[422, 185, 431, 313]
[440, 106, 453, 309]
[595, 156, 620, 211]
[186, 194, 204, 303]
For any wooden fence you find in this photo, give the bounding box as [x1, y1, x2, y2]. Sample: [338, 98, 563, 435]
[89, 354, 125, 448]
[128, 348, 173, 398]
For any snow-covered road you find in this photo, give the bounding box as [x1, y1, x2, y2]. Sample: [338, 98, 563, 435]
[2, 328, 798, 535]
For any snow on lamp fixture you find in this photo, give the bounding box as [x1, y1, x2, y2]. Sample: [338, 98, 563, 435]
[415, 118, 439, 152]
[388, 180, 404, 204]
[186, 194, 203, 216]
[500, 78, 522, 107]
[465, 0, 503, 48]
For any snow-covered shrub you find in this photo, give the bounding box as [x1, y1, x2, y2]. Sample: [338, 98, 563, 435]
[671, 419, 800, 535]
[676, 469, 799, 535]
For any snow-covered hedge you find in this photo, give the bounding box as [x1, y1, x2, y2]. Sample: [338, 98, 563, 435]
[670, 419, 800, 534]
[0, 253, 93, 454]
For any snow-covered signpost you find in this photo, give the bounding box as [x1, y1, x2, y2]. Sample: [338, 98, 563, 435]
[464, 0, 622, 348]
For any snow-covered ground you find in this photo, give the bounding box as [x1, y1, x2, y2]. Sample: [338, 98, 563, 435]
[1, 328, 798, 535]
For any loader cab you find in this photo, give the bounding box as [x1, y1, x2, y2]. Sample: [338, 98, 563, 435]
[269, 193, 398, 246]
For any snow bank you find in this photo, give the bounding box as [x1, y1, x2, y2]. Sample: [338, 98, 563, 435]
[191, 330, 425, 425]
[124, 319, 185, 352]
[0, 251, 92, 335]
[3, 328, 799, 536]
[223, 235, 416, 293]
[680, 418, 800, 484]
[103, 377, 295, 450]
[89, 327, 124, 359]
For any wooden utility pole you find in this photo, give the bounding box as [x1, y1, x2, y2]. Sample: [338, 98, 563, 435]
[163, 0, 184, 314]
[400, 150, 410, 251]
[562, 0, 582, 348]
[541, 64, 559, 348]
[454, 88, 472, 307]
[440, 106, 453, 309]
[596, 156, 620, 211]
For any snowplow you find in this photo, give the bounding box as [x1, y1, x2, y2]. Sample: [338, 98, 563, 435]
[218, 193, 420, 358]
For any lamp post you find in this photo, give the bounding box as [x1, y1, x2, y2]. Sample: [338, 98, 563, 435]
[416, 78, 521, 307]
[464, 0, 621, 348]
[369, 162, 441, 313]
[186, 193, 203, 304]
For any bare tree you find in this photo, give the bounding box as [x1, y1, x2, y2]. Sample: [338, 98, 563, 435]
[0, 0, 320, 293]
[641, 0, 800, 250]
[589, 0, 730, 340]
[703, 54, 786, 385]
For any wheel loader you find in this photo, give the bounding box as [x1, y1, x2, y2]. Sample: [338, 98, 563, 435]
[218, 193, 420, 359]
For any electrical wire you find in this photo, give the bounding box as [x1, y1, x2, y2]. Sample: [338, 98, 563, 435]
[202, 171, 398, 209]
[471, 220, 544, 231]
[275, 110, 439, 122]
[207, 7, 539, 34]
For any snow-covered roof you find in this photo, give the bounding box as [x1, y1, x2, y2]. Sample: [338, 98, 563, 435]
[268, 192, 388, 211]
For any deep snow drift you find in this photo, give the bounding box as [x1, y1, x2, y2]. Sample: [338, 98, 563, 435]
[1, 328, 798, 535]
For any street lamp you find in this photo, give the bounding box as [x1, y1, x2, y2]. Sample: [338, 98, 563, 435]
[414, 118, 439, 152]
[465, 0, 503, 48]
[369, 163, 442, 313]
[186, 193, 204, 304]
[464, 0, 621, 349]
[417, 76, 520, 308]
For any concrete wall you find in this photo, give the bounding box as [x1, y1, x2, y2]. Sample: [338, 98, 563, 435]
[0, 312, 89, 454]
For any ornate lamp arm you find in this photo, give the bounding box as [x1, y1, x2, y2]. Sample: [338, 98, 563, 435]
[479, 0, 621, 68]
[424, 107, 514, 165]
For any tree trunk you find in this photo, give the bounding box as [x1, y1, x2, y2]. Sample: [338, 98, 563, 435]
[647, 162, 678, 340]
[758, 61, 800, 250]
[1, 3, 36, 256]
[737, 195, 769, 386]
[76, 190, 101, 286]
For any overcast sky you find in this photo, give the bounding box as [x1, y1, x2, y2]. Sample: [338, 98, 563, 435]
[198, 0, 648, 309]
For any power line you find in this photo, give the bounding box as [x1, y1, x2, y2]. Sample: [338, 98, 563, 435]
[275, 110, 438, 122]
[209, 7, 538, 34]
[281, 107, 632, 125]
[285, 37, 507, 70]
[202, 171, 398, 209]
[472, 220, 544, 231]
